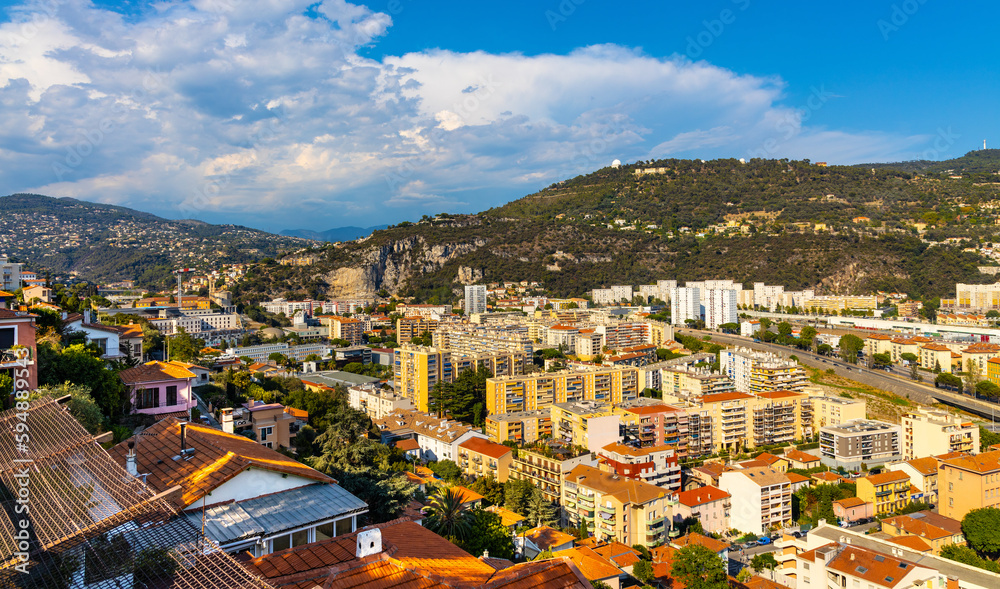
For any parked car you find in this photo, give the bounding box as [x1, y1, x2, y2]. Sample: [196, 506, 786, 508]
[743, 541, 759, 549]
[757, 536, 772, 545]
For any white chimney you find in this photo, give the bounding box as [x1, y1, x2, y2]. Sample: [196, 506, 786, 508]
[356, 528, 382, 557]
[125, 441, 139, 477]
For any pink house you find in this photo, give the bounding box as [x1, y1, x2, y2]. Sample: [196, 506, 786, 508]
[120, 361, 197, 419]
[833, 497, 874, 523]
[0, 308, 38, 394]
[672, 485, 731, 534]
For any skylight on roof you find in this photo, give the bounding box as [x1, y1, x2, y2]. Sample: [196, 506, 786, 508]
[884, 577, 893, 583]
[874, 555, 885, 562]
[898, 562, 907, 569]
[856, 566, 867, 574]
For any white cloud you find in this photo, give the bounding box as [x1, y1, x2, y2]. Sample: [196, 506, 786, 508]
[0, 1, 931, 231]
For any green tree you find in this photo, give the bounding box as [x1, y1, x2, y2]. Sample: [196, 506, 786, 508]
[504, 478, 536, 516]
[980, 425, 1000, 452]
[964, 359, 983, 394]
[777, 322, 793, 337]
[871, 353, 892, 368]
[424, 487, 473, 542]
[670, 545, 728, 589]
[962, 507, 1000, 558]
[460, 507, 515, 559]
[31, 382, 103, 435]
[976, 380, 1000, 400]
[900, 352, 918, 364]
[428, 459, 463, 483]
[468, 475, 505, 507]
[838, 334, 864, 363]
[632, 560, 653, 584]
[167, 327, 203, 363]
[525, 491, 559, 528]
[37, 343, 127, 416]
[935, 372, 962, 390]
[939, 544, 1000, 574]
[751, 552, 778, 573]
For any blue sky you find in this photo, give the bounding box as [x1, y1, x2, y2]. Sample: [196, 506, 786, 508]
[0, 0, 996, 233]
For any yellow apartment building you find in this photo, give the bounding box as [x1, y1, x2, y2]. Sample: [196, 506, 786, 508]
[563, 464, 671, 548]
[938, 450, 1000, 521]
[457, 437, 513, 482]
[856, 470, 913, 516]
[485, 409, 552, 444]
[395, 345, 526, 412]
[486, 365, 640, 414]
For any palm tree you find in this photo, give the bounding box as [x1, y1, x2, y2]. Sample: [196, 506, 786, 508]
[424, 487, 472, 542]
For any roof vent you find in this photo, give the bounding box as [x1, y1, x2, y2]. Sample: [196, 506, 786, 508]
[356, 528, 383, 558]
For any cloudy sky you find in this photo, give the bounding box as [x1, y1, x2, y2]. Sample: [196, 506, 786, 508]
[1, 0, 996, 232]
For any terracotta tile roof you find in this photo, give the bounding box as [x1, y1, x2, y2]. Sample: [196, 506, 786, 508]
[565, 465, 668, 505]
[460, 437, 513, 460]
[785, 472, 810, 484]
[739, 576, 794, 589]
[590, 542, 641, 569]
[625, 403, 681, 415]
[675, 485, 730, 507]
[822, 544, 920, 588]
[147, 360, 197, 379]
[833, 497, 868, 509]
[882, 511, 962, 539]
[485, 505, 526, 528]
[118, 363, 182, 385]
[671, 532, 729, 554]
[283, 406, 308, 420]
[736, 459, 770, 469]
[902, 457, 939, 476]
[812, 471, 847, 483]
[600, 441, 676, 458]
[481, 556, 516, 570]
[733, 466, 790, 488]
[784, 449, 821, 464]
[921, 343, 951, 351]
[862, 470, 910, 486]
[452, 485, 485, 505]
[551, 547, 621, 581]
[940, 449, 1000, 473]
[934, 451, 968, 461]
[700, 392, 755, 403]
[753, 390, 804, 400]
[403, 470, 436, 486]
[754, 452, 784, 466]
[394, 438, 421, 451]
[109, 417, 333, 508]
[886, 535, 933, 553]
[524, 526, 576, 550]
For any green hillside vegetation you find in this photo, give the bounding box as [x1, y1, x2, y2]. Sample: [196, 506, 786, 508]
[237, 154, 1000, 304]
[0, 193, 309, 287]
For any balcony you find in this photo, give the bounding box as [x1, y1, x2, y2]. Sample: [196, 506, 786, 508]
[0, 346, 33, 367]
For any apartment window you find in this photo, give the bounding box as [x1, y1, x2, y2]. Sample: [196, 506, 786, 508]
[959, 472, 963, 481]
[0, 327, 15, 349]
[949, 482, 953, 492]
[92, 338, 108, 356]
[316, 522, 334, 541]
[949, 498, 954, 507]
[137, 388, 159, 409]
[271, 535, 291, 553]
[166, 385, 178, 406]
[336, 518, 353, 536]
[292, 529, 309, 547]
[260, 426, 273, 442]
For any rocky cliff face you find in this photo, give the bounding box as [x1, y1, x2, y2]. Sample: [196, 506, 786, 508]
[319, 235, 488, 297]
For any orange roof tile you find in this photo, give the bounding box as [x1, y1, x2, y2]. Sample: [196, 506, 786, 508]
[940, 449, 1000, 473]
[675, 485, 730, 507]
[833, 497, 868, 508]
[754, 452, 785, 466]
[785, 472, 810, 484]
[485, 505, 526, 528]
[753, 390, 804, 400]
[886, 535, 933, 553]
[590, 542, 641, 569]
[671, 532, 729, 554]
[551, 547, 620, 581]
[862, 470, 910, 485]
[460, 437, 513, 460]
[451, 485, 485, 505]
[700, 392, 755, 403]
[108, 417, 333, 508]
[524, 526, 576, 550]
[395, 438, 421, 451]
[902, 457, 938, 476]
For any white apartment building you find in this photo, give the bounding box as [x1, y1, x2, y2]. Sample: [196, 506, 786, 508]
[657, 280, 677, 301]
[464, 285, 487, 315]
[347, 384, 415, 420]
[753, 282, 785, 310]
[591, 285, 634, 305]
[719, 347, 807, 393]
[375, 409, 486, 462]
[150, 312, 243, 335]
[901, 408, 979, 459]
[956, 281, 1000, 310]
[705, 289, 738, 329]
[719, 466, 792, 535]
[669, 287, 701, 326]
[0, 255, 22, 292]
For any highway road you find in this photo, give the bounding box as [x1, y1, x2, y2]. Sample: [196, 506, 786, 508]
[678, 329, 1000, 420]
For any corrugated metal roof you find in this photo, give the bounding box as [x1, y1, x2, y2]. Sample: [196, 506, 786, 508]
[186, 483, 368, 545]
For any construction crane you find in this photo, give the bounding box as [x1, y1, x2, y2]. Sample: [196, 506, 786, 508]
[174, 268, 197, 310]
